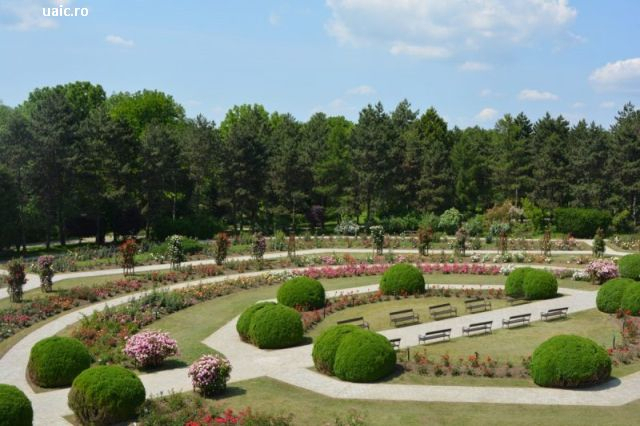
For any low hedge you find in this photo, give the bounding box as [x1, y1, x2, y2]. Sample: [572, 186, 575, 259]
[620, 284, 640, 316]
[553, 208, 611, 238]
[596, 278, 635, 313]
[619, 254, 640, 281]
[27, 336, 92, 388]
[277, 277, 326, 311]
[68, 365, 146, 426]
[530, 335, 611, 388]
[312, 324, 360, 374]
[379, 263, 425, 295]
[236, 302, 275, 341]
[523, 269, 558, 300]
[0, 384, 33, 426]
[333, 329, 397, 383]
[505, 267, 534, 298]
[248, 304, 303, 349]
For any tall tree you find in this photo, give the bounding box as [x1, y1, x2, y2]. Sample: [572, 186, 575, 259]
[451, 126, 493, 212]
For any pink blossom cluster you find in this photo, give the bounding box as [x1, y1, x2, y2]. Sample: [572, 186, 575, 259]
[320, 255, 337, 265]
[296, 262, 501, 280]
[585, 259, 619, 284]
[188, 354, 232, 396]
[123, 330, 179, 368]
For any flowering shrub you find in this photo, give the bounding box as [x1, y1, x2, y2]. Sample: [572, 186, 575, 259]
[119, 239, 138, 275]
[36, 255, 55, 292]
[370, 226, 384, 255]
[585, 259, 619, 285]
[6, 259, 26, 303]
[252, 233, 266, 265]
[166, 235, 186, 270]
[124, 330, 178, 368]
[335, 219, 360, 236]
[572, 270, 591, 281]
[188, 355, 231, 397]
[214, 232, 231, 265]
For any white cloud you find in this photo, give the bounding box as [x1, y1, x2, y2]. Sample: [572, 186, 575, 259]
[600, 101, 615, 109]
[518, 89, 559, 101]
[0, 0, 71, 30]
[347, 85, 375, 95]
[325, 0, 577, 58]
[459, 61, 492, 72]
[479, 88, 494, 97]
[571, 101, 585, 108]
[106, 35, 134, 47]
[268, 12, 280, 26]
[589, 58, 640, 92]
[475, 107, 498, 121]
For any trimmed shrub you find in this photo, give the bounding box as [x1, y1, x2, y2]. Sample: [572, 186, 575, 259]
[68, 365, 146, 426]
[28, 336, 92, 388]
[621, 284, 640, 316]
[312, 324, 361, 374]
[553, 208, 611, 238]
[277, 277, 326, 311]
[236, 302, 275, 341]
[596, 278, 635, 313]
[0, 384, 33, 426]
[504, 267, 534, 298]
[248, 304, 303, 349]
[523, 269, 558, 300]
[619, 254, 640, 281]
[333, 329, 397, 383]
[531, 335, 611, 388]
[379, 263, 425, 295]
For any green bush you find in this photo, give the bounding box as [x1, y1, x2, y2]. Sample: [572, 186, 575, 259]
[0, 384, 33, 426]
[522, 269, 558, 300]
[504, 267, 534, 298]
[379, 263, 425, 295]
[596, 278, 635, 313]
[333, 329, 396, 383]
[277, 277, 326, 311]
[531, 335, 611, 388]
[248, 304, 303, 349]
[68, 365, 146, 426]
[153, 215, 223, 241]
[28, 336, 92, 388]
[236, 302, 275, 341]
[619, 254, 640, 281]
[438, 208, 462, 235]
[312, 324, 360, 374]
[553, 208, 611, 238]
[621, 284, 640, 316]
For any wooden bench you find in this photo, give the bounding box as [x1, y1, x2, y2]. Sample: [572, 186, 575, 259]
[506, 296, 528, 306]
[389, 309, 420, 327]
[337, 317, 369, 329]
[429, 303, 458, 320]
[465, 298, 492, 314]
[502, 313, 531, 329]
[462, 321, 493, 336]
[541, 307, 568, 321]
[418, 328, 451, 344]
[388, 338, 402, 351]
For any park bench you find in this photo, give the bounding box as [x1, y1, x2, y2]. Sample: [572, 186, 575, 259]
[388, 338, 401, 351]
[418, 328, 451, 344]
[502, 313, 531, 329]
[429, 303, 458, 320]
[465, 297, 492, 314]
[540, 307, 568, 321]
[337, 317, 369, 329]
[389, 309, 420, 327]
[506, 296, 528, 306]
[462, 320, 493, 336]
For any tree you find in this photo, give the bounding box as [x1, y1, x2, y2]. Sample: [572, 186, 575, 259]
[0, 166, 19, 249]
[451, 127, 492, 212]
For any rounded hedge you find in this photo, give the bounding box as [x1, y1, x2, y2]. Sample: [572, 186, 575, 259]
[523, 269, 558, 300]
[379, 263, 425, 295]
[596, 278, 635, 313]
[68, 365, 146, 426]
[0, 384, 33, 426]
[620, 284, 640, 316]
[312, 324, 360, 374]
[236, 302, 275, 341]
[333, 329, 397, 383]
[277, 277, 326, 310]
[530, 335, 611, 388]
[27, 336, 92, 388]
[619, 254, 640, 281]
[248, 304, 304, 349]
[505, 267, 534, 298]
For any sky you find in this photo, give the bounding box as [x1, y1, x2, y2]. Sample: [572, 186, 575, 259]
[0, 0, 639, 128]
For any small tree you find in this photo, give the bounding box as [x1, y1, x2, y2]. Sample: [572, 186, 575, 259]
[36, 255, 55, 292]
[498, 230, 509, 255]
[252, 233, 266, 268]
[119, 239, 138, 275]
[540, 226, 552, 256]
[6, 259, 26, 303]
[370, 226, 384, 255]
[455, 227, 467, 257]
[593, 228, 606, 258]
[166, 235, 185, 270]
[417, 226, 433, 256]
[287, 231, 296, 258]
[214, 232, 231, 266]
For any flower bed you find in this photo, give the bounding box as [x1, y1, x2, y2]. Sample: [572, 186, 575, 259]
[296, 262, 502, 280]
[403, 351, 531, 379]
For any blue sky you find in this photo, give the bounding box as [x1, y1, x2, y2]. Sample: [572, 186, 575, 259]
[1, 0, 639, 128]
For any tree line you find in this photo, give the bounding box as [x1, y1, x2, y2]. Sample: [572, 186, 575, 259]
[0, 81, 639, 249]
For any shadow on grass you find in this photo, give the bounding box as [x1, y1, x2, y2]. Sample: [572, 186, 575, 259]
[209, 385, 248, 400]
[140, 358, 189, 373]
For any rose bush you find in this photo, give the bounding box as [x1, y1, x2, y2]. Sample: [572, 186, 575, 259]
[123, 330, 179, 368]
[188, 354, 231, 397]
